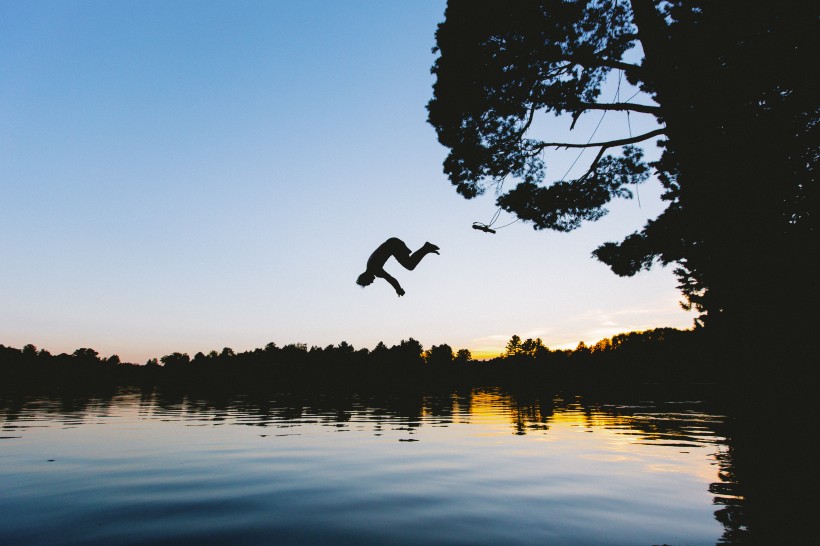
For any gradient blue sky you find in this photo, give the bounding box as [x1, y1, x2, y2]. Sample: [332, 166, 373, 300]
[1, 1, 693, 362]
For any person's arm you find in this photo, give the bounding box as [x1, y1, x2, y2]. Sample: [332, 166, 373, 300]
[376, 270, 405, 296]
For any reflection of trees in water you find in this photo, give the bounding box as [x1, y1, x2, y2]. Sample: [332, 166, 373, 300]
[712, 447, 746, 544]
[1, 386, 725, 438]
[709, 404, 814, 545]
[0, 390, 122, 429]
[1, 386, 762, 542]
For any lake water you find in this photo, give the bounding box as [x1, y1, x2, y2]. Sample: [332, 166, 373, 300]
[0, 388, 736, 545]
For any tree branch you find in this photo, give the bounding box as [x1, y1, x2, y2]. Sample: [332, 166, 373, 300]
[518, 105, 536, 136]
[531, 128, 666, 153]
[570, 110, 583, 130]
[556, 56, 642, 76]
[578, 146, 610, 181]
[574, 101, 660, 115]
[584, 58, 642, 74]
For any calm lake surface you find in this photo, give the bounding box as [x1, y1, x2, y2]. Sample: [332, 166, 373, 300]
[0, 388, 736, 545]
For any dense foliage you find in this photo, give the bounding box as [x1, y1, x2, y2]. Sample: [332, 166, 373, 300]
[428, 1, 817, 338]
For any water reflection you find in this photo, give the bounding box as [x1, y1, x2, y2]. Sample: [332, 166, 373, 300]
[0, 389, 725, 442]
[1, 388, 749, 544]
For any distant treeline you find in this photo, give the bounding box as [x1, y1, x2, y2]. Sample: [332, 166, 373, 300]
[1, 327, 731, 393]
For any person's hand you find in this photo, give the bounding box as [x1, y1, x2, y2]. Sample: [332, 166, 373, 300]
[396, 288, 405, 297]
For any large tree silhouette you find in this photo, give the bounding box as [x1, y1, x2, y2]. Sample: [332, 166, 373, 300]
[428, 1, 817, 337]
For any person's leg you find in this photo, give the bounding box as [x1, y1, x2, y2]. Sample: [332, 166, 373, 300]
[395, 242, 438, 271]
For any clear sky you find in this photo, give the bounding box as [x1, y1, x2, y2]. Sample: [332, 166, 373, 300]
[1, 1, 693, 363]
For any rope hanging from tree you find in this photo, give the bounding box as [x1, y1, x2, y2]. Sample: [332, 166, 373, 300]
[472, 210, 520, 234]
[471, 69, 644, 234]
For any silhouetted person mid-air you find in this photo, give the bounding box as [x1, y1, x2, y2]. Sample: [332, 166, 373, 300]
[356, 238, 440, 296]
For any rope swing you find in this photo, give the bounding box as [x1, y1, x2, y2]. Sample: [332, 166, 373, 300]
[472, 207, 520, 234]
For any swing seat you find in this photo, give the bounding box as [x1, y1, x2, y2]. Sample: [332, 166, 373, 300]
[472, 222, 496, 234]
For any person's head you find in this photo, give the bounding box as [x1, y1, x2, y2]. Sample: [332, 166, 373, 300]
[356, 271, 375, 287]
